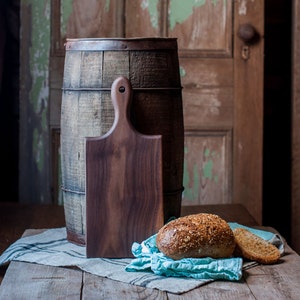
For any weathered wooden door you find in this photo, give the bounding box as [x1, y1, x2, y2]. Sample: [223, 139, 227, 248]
[49, 0, 264, 223]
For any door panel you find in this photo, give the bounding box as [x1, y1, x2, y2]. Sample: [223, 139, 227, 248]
[181, 58, 233, 128]
[169, 0, 232, 57]
[184, 130, 232, 205]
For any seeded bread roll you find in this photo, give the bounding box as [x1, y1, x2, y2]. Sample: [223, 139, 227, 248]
[156, 213, 236, 260]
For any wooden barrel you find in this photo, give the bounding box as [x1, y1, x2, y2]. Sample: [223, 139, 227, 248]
[61, 38, 184, 245]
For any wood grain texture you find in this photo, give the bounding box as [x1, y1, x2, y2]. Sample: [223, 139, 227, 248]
[83, 272, 167, 299]
[86, 77, 164, 258]
[182, 130, 232, 206]
[181, 58, 233, 129]
[168, 0, 232, 57]
[233, 1, 264, 224]
[0, 262, 83, 299]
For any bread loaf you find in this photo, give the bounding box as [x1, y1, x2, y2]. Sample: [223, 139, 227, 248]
[156, 213, 236, 260]
[233, 227, 281, 264]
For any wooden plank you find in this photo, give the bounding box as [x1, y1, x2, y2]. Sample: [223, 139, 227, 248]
[245, 244, 300, 299]
[168, 0, 233, 57]
[83, 272, 167, 299]
[51, 0, 125, 55]
[0, 262, 83, 299]
[183, 88, 233, 129]
[168, 280, 255, 300]
[180, 58, 233, 129]
[125, 1, 162, 37]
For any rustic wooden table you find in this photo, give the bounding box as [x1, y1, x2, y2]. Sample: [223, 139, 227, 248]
[0, 202, 300, 299]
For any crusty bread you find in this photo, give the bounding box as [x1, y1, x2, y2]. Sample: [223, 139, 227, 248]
[233, 227, 281, 264]
[156, 213, 236, 260]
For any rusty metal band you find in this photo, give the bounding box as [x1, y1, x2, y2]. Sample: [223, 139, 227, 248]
[61, 186, 85, 195]
[65, 38, 178, 51]
[62, 87, 182, 92]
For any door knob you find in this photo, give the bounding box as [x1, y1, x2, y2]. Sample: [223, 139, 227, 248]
[237, 23, 258, 44]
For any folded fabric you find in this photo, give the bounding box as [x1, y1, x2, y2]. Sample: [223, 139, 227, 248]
[125, 222, 285, 280]
[125, 233, 242, 281]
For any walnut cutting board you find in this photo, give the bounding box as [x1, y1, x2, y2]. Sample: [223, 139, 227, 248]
[86, 76, 164, 258]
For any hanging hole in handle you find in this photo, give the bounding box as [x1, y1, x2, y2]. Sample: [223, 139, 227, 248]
[119, 86, 125, 93]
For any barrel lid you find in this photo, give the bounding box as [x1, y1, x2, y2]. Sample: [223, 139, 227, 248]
[65, 37, 178, 51]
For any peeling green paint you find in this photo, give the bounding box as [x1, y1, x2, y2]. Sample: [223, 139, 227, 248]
[211, 0, 220, 5]
[203, 149, 219, 183]
[140, 0, 225, 32]
[204, 148, 210, 157]
[27, 0, 50, 168]
[179, 66, 186, 77]
[183, 146, 221, 200]
[203, 159, 213, 179]
[214, 175, 218, 183]
[33, 128, 44, 172]
[183, 146, 199, 201]
[169, 0, 224, 30]
[29, 0, 50, 111]
[141, 0, 160, 29]
[169, 0, 205, 30]
[61, 0, 73, 36]
[105, 0, 111, 12]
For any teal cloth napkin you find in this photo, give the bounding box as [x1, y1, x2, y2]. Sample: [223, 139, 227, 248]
[125, 233, 243, 280]
[125, 222, 285, 281]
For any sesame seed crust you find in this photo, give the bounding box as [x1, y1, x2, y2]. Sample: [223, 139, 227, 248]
[156, 213, 236, 260]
